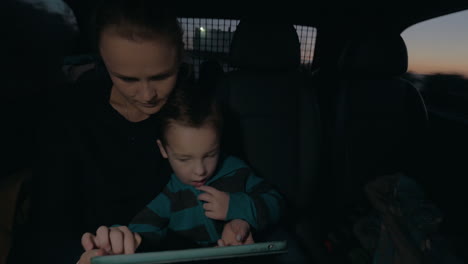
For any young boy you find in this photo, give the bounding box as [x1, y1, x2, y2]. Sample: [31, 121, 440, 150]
[82, 82, 285, 254]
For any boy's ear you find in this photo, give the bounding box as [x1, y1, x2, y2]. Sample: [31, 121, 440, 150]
[157, 139, 168, 158]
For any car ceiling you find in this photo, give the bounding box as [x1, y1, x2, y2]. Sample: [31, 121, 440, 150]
[62, 0, 468, 66]
[174, 1, 468, 33]
[63, 1, 468, 43]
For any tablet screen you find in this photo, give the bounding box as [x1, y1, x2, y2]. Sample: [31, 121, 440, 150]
[91, 240, 287, 264]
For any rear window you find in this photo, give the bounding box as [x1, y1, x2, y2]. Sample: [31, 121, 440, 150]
[178, 18, 316, 78]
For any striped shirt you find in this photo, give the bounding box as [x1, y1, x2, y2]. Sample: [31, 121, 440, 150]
[127, 155, 284, 249]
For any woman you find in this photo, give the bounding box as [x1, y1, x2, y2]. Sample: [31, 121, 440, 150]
[8, 1, 251, 264]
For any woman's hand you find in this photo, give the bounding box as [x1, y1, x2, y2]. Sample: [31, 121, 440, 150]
[217, 219, 254, 246]
[81, 225, 142, 255]
[77, 248, 107, 264]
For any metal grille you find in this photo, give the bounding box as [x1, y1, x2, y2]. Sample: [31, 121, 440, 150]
[178, 18, 316, 79]
[294, 24, 316, 70]
[178, 18, 239, 78]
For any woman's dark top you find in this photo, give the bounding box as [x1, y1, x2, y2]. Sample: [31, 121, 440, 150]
[32, 61, 171, 240]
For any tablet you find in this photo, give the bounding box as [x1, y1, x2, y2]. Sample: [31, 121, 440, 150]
[91, 240, 287, 264]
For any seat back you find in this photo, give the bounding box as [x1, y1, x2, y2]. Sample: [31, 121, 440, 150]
[0, 169, 31, 264]
[198, 58, 225, 94]
[218, 19, 321, 219]
[318, 33, 428, 217]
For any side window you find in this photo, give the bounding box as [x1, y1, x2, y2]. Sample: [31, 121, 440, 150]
[402, 10, 468, 116]
[401, 9, 468, 249]
[177, 18, 316, 79]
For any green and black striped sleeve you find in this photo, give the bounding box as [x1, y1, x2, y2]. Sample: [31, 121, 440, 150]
[128, 187, 171, 251]
[226, 168, 285, 231]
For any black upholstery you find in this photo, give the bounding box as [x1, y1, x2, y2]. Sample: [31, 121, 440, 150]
[198, 58, 224, 94]
[338, 34, 408, 77]
[218, 18, 322, 263]
[317, 33, 428, 223]
[219, 19, 321, 213]
[228, 19, 301, 71]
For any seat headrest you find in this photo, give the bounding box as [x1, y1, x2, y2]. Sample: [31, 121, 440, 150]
[229, 19, 301, 70]
[338, 34, 408, 77]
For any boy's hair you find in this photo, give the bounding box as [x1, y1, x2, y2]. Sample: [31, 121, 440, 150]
[91, 0, 184, 62]
[159, 81, 223, 145]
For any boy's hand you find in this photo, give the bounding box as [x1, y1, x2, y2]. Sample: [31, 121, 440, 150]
[197, 185, 229, 220]
[81, 225, 142, 255]
[218, 219, 254, 246]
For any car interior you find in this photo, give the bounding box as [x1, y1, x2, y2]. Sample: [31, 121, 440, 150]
[2, 1, 468, 263]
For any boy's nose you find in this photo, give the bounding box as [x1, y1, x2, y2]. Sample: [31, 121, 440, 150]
[194, 162, 206, 176]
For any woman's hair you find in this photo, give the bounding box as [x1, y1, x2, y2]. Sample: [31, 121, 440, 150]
[158, 81, 223, 145]
[91, 0, 184, 62]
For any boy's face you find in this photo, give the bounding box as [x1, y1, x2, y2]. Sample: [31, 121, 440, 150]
[157, 121, 220, 187]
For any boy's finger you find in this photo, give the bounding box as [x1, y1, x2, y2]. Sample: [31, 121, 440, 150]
[203, 202, 214, 211]
[231, 220, 251, 242]
[232, 222, 247, 235]
[227, 238, 241, 246]
[204, 211, 216, 219]
[197, 193, 213, 202]
[217, 239, 225, 247]
[243, 233, 255, 244]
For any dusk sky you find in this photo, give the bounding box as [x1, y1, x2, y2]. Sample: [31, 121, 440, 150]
[402, 9, 468, 78]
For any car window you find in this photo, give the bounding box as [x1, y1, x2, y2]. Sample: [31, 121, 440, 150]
[177, 18, 316, 78]
[401, 9, 468, 253]
[403, 10, 468, 77]
[402, 10, 468, 117]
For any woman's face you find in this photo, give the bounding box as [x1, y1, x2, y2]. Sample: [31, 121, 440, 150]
[99, 28, 179, 118]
